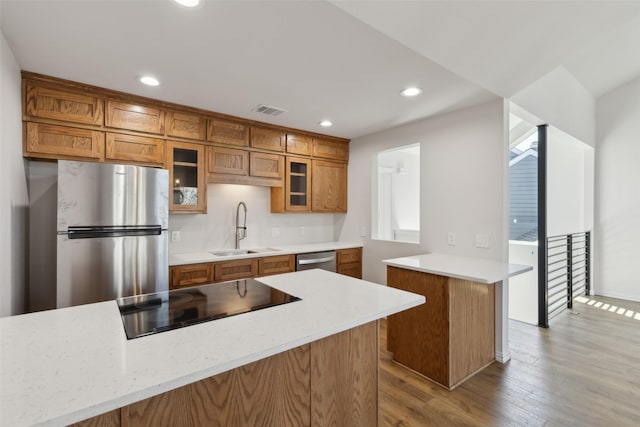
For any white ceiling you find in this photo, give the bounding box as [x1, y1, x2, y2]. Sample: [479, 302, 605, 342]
[1, 1, 639, 140]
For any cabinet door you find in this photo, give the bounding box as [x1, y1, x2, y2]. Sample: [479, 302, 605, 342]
[106, 100, 165, 134]
[170, 264, 214, 289]
[311, 160, 347, 212]
[207, 146, 249, 176]
[25, 122, 104, 161]
[312, 138, 349, 161]
[286, 133, 312, 156]
[286, 157, 311, 212]
[250, 152, 284, 180]
[167, 141, 206, 213]
[25, 82, 104, 125]
[214, 259, 258, 282]
[258, 255, 295, 276]
[337, 248, 362, 279]
[207, 119, 249, 146]
[166, 111, 206, 141]
[250, 127, 285, 152]
[105, 132, 164, 167]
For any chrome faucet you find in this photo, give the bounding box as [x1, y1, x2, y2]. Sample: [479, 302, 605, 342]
[235, 201, 247, 249]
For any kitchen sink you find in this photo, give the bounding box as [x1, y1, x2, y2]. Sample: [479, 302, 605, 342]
[210, 248, 279, 257]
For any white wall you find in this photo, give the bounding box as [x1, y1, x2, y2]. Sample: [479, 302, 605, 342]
[594, 75, 640, 302]
[512, 66, 596, 148]
[508, 241, 538, 325]
[169, 184, 336, 254]
[0, 32, 28, 317]
[336, 99, 507, 285]
[547, 126, 595, 237]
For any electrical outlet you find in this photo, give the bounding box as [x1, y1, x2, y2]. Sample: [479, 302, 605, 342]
[475, 233, 490, 248]
[360, 226, 367, 237]
[447, 232, 456, 246]
[171, 231, 180, 242]
[271, 227, 280, 238]
[299, 226, 305, 235]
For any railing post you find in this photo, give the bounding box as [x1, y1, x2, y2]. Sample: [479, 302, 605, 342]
[567, 234, 573, 309]
[537, 125, 548, 328]
[585, 231, 591, 296]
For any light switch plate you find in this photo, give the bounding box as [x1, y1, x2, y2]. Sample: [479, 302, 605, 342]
[271, 227, 280, 238]
[360, 226, 367, 237]
[475, 233, 490, 248]
[299, 226, 305, 235]
[171, 231, 180, 242]
[447, 232, 456, 246]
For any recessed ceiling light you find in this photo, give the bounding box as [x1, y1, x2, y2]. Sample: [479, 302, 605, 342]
[138, 76, 160, 86]
[173, 0, 200, 7]
[319, 120, 333, 127]
[400, 87, 422, 97]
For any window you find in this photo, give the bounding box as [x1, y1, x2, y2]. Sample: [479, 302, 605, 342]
[371, 143, 420, 243]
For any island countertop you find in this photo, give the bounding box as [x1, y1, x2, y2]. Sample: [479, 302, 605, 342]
[0, 270, 423, 427]
[383, 253, 532, 284]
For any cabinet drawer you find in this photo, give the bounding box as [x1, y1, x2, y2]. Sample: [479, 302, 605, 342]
[207, 119, 249, 146]
[312, 138, 349, 161]
[25, 82, 104, 125]
[250, 152, 284, 180]
[214, 259, 258, 282]
[286, 133, 312, 156]
[25, 122, 104, 160]
[170, 263, 214, 289]
[337, 248, 362, 265]
[259, 255, 295, 276]
[106, 132, 164, 166]
[166, 111, 206, 140]
[250, 127, 285, 152]
[337, 263, 362, 279]
[207, 146, 249, 176]
[106, 100, 165, 134]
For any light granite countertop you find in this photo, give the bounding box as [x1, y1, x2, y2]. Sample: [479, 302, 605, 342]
[0, 269, 423, 427]
[169, 241, 363, 266]
[383, 253, 532, 284]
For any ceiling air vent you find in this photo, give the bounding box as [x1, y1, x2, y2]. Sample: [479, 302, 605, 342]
[252, 104, 287, 117]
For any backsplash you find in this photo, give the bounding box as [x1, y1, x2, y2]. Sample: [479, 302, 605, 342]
[169, 184, 336, 254]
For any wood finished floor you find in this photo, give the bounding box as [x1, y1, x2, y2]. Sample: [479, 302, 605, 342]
[379, 295, 640, 426]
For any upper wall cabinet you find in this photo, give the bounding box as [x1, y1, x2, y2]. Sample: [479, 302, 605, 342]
[312, 160, 347, 212]
[105, 100, 165, 135]
[286, 133, 312, 156]
[25, 122, 104, 161]
[207, 119, 249, 147]
[313, 138, 349, 162]
[166, 111, 206, 141]
[25, 82, 104, 126]
[105, 133, 165, 167]
[250, 127, 285, 152]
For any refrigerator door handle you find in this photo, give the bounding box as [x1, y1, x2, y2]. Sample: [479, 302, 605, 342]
[64, 225, 162, 239]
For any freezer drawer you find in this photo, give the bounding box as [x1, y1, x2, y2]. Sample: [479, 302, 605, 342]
[57, 232, 168, 308]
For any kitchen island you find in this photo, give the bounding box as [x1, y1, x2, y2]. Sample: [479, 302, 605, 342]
[383, 253, 531, 390]
[0, 270, 423, 427]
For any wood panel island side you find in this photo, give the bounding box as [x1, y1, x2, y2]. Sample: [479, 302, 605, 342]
[0, 270, 424, 427]
[383, 253, 532, 390]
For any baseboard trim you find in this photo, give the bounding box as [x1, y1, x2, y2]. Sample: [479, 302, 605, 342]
[495, 350, 511, 364]
[592, 290, 640, 303]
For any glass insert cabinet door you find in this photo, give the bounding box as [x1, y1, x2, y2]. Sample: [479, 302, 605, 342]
[167, 141, 206, 213]
[285, 157, 311, 211]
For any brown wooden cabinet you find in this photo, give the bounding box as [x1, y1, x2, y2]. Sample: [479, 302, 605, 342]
[167, 141, 206, 213]
[271, 157, 311, 213]
[311, 160, 347, 212]
[105, 132, 164, 167]
[207, 119, 249, 146]
[166, 111, 206, 141]
[106, 100, 165, 135]
[258, 255, 295, 276]
[25, 122, 104, 161]
[286, 133, 312, 156]
[249, 151, 284, 180]
[250, 126, 285, 152]
[337, 247, 362, 279]
[207, 146, 284, 187]
[387, 266, 495, 390]
[312, 138, 349, 161]
[207, 146, 248, 176]
[170, 263, 214, 290]
[25, 81, 104, 126]
[214, 259, 259, 282]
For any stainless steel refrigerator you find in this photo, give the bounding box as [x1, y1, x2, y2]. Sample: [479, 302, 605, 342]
[56, 160, 169, 308]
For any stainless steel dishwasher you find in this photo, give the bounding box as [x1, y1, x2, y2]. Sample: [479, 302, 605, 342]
[296, 251, 336, 272]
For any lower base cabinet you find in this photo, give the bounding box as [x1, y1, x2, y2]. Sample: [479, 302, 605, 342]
[71, 322, 378, 427]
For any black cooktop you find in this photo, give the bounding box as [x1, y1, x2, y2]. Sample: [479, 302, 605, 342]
[116, 279, 301, 339]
